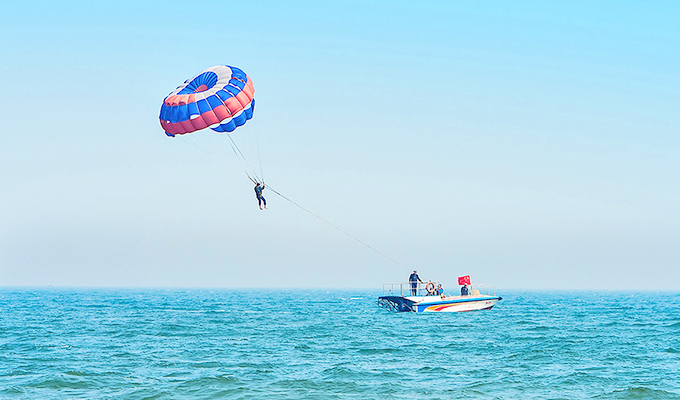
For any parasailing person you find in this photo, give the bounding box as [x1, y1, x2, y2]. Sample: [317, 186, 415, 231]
[254, 181, 267, 210]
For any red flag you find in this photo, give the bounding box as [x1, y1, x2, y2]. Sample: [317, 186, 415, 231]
[458, 275, 471, 285]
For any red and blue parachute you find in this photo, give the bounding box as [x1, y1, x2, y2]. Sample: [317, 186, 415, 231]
[159, 65, 263, 184]
[159, 65, 255, 137]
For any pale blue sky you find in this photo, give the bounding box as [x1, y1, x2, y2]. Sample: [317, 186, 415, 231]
[1, 1, 678, 289]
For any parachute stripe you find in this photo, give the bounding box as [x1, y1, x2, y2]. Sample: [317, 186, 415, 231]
[212, 100, 254, 132]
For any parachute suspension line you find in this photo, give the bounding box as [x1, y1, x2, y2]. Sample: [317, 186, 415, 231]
[183, 135, 213, 157]
[175, 132, 260, 185]
[181, 134, 255, 182]
[256, 131, 264, 183]
[223, 133, 262, 183]
[183, 134, 228, 164]
[223, 134, 256, 183]
[184, 132, 229, 163]
[267, 186, 410, 272]
[251, 119, 264, 184]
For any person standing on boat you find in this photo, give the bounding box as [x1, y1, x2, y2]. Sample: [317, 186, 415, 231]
[436, 284, 444, 296]
[461, 284, 469, 296]
[254, 182, 267, 210]
[408, 271, 422, 296]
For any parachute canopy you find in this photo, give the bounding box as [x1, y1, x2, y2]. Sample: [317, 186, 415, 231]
[159, 65, 255, 137]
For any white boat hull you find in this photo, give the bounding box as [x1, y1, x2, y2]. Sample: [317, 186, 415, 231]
[411, 294, 500, 312]
[378, 294, 501, 313]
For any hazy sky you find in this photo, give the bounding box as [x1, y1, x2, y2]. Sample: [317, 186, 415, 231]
[1, 1, 678, 290]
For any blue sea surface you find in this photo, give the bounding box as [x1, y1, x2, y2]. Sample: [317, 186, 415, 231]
[1, 289, 679, 399]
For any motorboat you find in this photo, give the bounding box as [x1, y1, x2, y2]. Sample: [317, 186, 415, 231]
[377, 281, 502, 313]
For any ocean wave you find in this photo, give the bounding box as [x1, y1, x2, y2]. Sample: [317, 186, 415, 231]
[594, 387, 680, 399]
[357, 347, 403, 355]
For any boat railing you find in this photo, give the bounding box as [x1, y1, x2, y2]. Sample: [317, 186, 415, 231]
[470, 283, 497, 296]
[382, 282, 498, 297]
[382, 281, 442, 297]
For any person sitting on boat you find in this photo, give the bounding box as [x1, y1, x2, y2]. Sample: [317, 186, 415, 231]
[435, 284, 444, 296]
[254, 182, 267, 210]
[461, 284, 469, 296]
[408, 271, 422, 296]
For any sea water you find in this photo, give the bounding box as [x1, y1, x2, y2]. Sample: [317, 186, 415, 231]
[1, 289, 678, 399]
